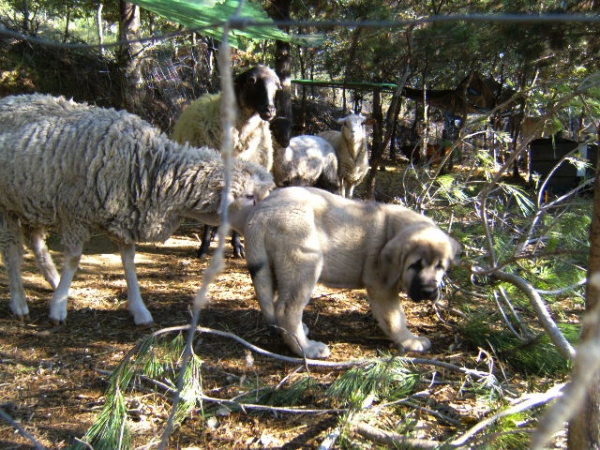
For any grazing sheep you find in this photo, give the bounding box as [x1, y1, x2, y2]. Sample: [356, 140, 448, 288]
[269, 117, 339, 192]
[172, 65, 281, 258]
[242, 187, 460, 359]
[0, 93, 274, 326]
[318, 113, 370, 198]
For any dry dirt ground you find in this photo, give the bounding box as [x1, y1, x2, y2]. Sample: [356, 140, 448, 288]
[0, 224, 474, 449]
[0, 210, 567, 449]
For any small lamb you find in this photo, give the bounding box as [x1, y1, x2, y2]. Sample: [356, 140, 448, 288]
[318, 113, 370, 198]
[269, 117, 339, 192]
[0, 94, 274, 326]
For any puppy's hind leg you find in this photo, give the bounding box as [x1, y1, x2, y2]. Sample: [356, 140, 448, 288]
[248, 260, 277, 325]
[275, 257, 330, 359]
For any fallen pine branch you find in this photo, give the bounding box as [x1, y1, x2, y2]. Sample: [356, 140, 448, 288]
[0, 407, 47, 450]
[142, 324, 495, 379]
[475, 267, 576, 361]
[352, 422, 440, 449]
[451, 382, 564, 447]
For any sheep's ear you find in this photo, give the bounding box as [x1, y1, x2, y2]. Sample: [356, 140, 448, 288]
[246, 75, 258, 86]
[364, 117, 376, 127]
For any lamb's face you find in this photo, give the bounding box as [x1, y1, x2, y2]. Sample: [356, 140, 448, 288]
[338, 114, 367, 142]
[232, 162, 275, 204]
[227, 169, 275, 233]
[235, 65, 281, 122]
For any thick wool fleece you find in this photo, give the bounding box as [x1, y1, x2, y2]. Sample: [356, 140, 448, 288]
[0, 94, 273, 247]
[172, 93, 274, 171]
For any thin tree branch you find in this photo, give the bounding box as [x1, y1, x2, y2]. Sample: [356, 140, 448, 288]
[158, 8, 241, 448]
[486, 269, 576, 361]
[0, 407, 47, 450]
[530, 273, 600, 450]
[352, 422, 440, 449]
[451, 383, 564, 446]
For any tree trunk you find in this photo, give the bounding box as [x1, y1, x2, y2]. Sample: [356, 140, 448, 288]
[567, 142, 600, 449]
[342, 27, 362, 113]
[118, 1, 144, 114]
[63, 7, 71, 43]
[269, 0, 293, 121]
[364, 89, 383, 200]
[22, 0, 29, 32]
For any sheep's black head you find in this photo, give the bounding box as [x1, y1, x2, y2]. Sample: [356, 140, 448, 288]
[234, 65, 281, 121]
[269, 117, 292, 148]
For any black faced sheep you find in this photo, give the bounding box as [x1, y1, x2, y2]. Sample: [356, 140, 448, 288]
[269, 117, 339, 192]
[172, 65, 281, 258]
[0, 93, 274, 326]
[318, 113, 370, 198]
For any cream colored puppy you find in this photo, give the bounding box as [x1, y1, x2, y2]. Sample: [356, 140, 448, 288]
[242, 187, 461, 359]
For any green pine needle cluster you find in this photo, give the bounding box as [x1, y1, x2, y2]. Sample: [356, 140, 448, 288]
[71, 332, 203, 450]
[461, 319, 579, 376]
[327, 357, 420, 409]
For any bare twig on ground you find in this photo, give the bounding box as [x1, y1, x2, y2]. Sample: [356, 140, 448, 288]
[451, 383, 564, 446]
[352, 422, 440, 449]
[0, 407, 47, 450]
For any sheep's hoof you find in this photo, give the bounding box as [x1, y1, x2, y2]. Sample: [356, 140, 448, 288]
[136, 321, 155, 330]
[16, 314, 30, 324]
[49, 317, 65, 327]
[196, 246, 210, 259]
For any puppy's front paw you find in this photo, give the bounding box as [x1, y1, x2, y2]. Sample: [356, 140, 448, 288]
[302, 322, 310, 336]
[302, 340, 331, 359]
[400, 336, 431, 353]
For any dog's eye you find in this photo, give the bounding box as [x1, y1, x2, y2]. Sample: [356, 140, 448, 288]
[409, 261, 422, 271]
[436, 262, 445, 270]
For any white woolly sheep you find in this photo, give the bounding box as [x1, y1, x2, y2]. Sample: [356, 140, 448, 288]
[318, 113, 370, 198]
[0, 93, 274, 326]
[172, 65, 281, 258]
[269, 117, 339, 192]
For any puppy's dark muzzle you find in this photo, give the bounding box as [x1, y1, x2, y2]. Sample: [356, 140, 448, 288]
[409, 283, 440, 302]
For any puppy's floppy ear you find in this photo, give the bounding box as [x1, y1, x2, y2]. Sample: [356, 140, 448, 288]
[449, 236, 462, 265]
[379, 236, 406, 290]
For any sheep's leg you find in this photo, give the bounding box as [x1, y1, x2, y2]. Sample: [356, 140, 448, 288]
[339, 180, 347, 198]
[346, 183, 356, 199]
[366, 286, 431, 352]
[48, 243, 83, 325]
[231, 231, 244, 258]
[196, 225, 214, 258]
[119, 242, 154, 326]
[29, 227, 60, 290]
[275, 254, 330, 359]
[0, 212, 29, 319]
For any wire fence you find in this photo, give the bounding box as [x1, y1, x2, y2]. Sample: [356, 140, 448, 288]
[1, 6, 599, 449]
